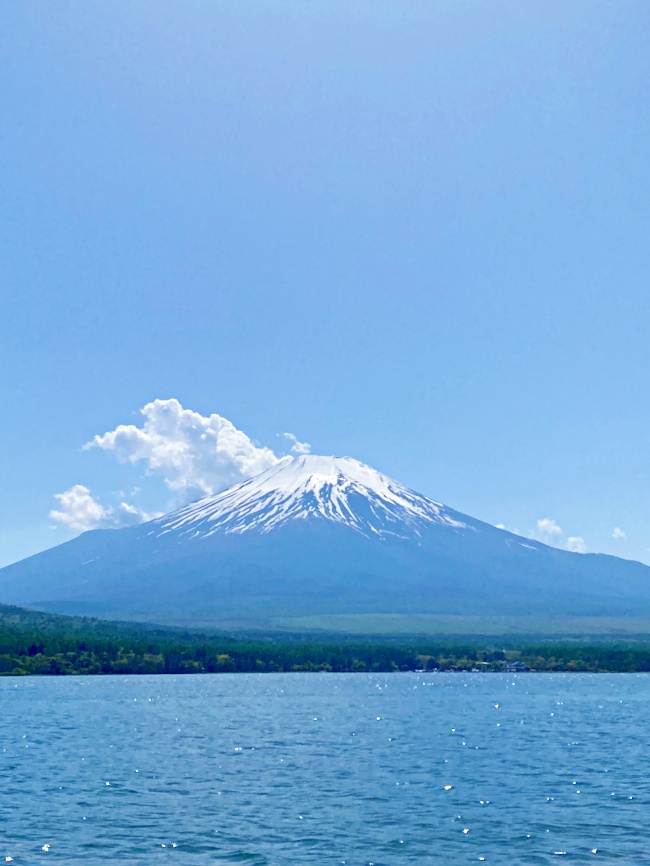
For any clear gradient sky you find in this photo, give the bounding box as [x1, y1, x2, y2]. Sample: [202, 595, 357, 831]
[1, 1, 649, 567]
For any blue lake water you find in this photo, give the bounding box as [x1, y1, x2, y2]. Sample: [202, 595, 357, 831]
[1, 673, 649, 864]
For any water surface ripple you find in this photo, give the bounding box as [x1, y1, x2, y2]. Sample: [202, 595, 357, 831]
[1, 673, 649, 864]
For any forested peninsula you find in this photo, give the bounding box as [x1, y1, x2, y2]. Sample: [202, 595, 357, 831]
[2, 603, 650, 675]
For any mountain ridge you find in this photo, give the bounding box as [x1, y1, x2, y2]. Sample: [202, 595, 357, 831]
[147, 455, 469, 540]
[1, 454, 650, 627]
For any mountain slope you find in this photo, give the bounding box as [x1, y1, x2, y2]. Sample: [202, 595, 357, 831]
[1, 455, 650, 626]
[150, 455, 468, 538]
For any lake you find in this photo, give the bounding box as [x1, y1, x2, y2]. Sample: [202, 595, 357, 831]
[1, 673, 649, 864]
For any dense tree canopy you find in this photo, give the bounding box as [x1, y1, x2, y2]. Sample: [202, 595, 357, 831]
[2, 603, 650, 675]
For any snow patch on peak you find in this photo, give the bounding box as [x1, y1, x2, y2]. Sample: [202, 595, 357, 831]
[149, 454, 467, 540]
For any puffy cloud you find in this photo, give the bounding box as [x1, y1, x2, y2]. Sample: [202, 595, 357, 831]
[116, 502, 163, 525]
[282, 432, 312, 455]
[612, 527, 627, 540]
[534, 517, 588, 554]
[536, 518, 562, 538]
[85, 398, 279, 497]
[535, 517, 587, 553]
[50, 486, 162, 532]
[566, 536, 587, 554]
[50, 485, 114, 532]
[51, 400, 309, 533]
[495, 523, 506, 530]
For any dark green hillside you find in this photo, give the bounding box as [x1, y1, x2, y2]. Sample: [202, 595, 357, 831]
[4, 603, 650, 675]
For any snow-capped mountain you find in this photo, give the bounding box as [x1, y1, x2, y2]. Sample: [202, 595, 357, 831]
[2, 454, 650, 627]
[150, 455, 467, 540]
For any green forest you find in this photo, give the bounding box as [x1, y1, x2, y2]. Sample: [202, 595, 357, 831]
[3, 603, 650, 675]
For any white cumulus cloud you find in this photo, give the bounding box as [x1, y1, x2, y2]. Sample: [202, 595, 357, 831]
[117, 501, 163, 525]
[85, 398, 279, 497]
[50, 486, 162, 532]
[566, 536, 587, 554]
[535, 517, 587, 553]
[50, 485, 114, 532]
[51, 400, 314, 533]
[612, 527, 627, 540]
[536, 518, 562, 538]
[282, 432, 312, 455]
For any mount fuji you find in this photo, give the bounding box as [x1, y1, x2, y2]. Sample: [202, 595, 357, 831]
[2, 455, 650, 627]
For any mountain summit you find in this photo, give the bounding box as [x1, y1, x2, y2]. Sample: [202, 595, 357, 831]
[1, 455, 650, 627]
[152, 455, 467, 540]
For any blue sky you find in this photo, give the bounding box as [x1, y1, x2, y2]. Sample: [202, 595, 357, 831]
[1, 1, 649, 567]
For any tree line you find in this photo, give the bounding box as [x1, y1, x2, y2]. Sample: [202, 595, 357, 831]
[3, 603, 650, 675]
